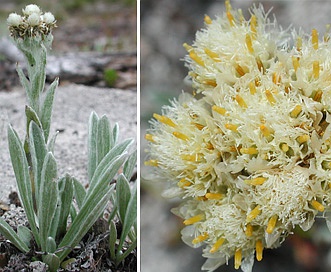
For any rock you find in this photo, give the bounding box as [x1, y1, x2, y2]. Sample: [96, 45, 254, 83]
[29, 261, 48, 272]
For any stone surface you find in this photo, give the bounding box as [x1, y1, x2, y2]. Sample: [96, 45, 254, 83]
[0, 83, 137, 203]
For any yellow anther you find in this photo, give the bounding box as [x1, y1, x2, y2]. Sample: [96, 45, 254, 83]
[205, 192, 223, 200]
[256, 57, 264, 73]
[297, 36, 302, 52]
[202, 79, 217, 87]
[290, 105, 302, 118]
[189, 50, 205, 67]
[177, 178, 191, 188]
[272, 72, 281, 85]
[235, 94, 248, 109]
[204, 48, 220, 61]
[256, 240, 263, 261]
[183, 42, 192, 52]
[183, 214, 204, 225]
[266, 215, 278, 234]
[227, 11, 235, 26]
[311, 199, 324, 212]
[173, 131, 189, 141]
[255, 77, 261, 87]
[225, 0, 232, 12]
[313, 89, 323, 102]
[324, 24, 331, 42]
[265, 90, 276, 104]
[296, 135, 310, 144]
[212, 105, 227, 115]
[240, 147, 258, 155]
[244, 177, 266, 186]
[250, 15, 257, 36]
[312, 29, 319, 50]
[245, 224, 253, 237]
[238, 9, 245, 24]
[181, 154, 200, 162]
[193, 123, 204, 130]
[145, 134, 155, 143]
[313, 60, 320, 79]
[292, 56, 300, 72]
[322, 160, 331, 170]
[144, 160, 158, 167]
[210, 238, 225, 253]
[204, 14, 212, 24]
[245, 34, 254, 53]
[246, 205, 261, 223]
[225, 123, 238, 132]
[153, 113, 177, 127]
[280, 143, 289, 152]
[235, 64, 247, 77]
[192, 233, 209, 244]
[234, 249, 242, 270]
[260, 124, 272, 138]
[249, 81, 256, 94]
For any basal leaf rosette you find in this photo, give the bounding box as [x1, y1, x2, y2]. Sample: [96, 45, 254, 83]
[145, 1, 331, 271]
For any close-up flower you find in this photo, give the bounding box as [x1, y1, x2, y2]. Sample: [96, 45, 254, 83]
[145, 1, 331, 271]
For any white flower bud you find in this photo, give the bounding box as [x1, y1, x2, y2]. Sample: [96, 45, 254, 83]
[27, 13, 40, 26]
[7, 13, 23, 26]
[22, 4, 41, 16]
[42, 12, 55, 24]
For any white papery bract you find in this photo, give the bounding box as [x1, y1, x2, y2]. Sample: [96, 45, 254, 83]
[145, 1, 331, 271]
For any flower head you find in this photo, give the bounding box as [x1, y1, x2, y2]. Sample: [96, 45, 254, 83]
[8, 4, 56, 39]
[146, 1, 331, 271]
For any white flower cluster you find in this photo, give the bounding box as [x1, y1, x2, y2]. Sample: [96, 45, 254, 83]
[7, 4, 56, 38]
[145, 1, 331, 271]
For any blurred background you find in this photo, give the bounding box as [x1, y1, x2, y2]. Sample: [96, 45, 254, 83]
[141, 1, 331, 271]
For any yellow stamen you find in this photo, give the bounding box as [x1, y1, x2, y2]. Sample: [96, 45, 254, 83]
[227, 11, 234, 26]
[193, 123, 205, 130]
[313, 89, 322, 102]
[244, 177, 266, 186]
[297, 37, 302, 52]
[144, 160, 158, 167]
[177, 178, 191, 188]
[181, 154, 201, 162]
[240, 147, 258, 155]
[256, 57, 264, 73]
[212, 105, 227, 115]
[260, 124, 272, 139]
[245, 34, 254, 53]
[192, 233, 209, 244]
[313, 60, 319, 79]
[255, 77, 261, 87]
[296, 135, 310, 144]
[153, 113, 177, 127]
[235, 94, 248, 109]
[256, 240, 263, 261]
[205, 192, 223, 200]
[266, 215, 278, 234]
[173, 131, 189, 141]
[210, 238, 225, 253]
[272, 72, 280, 85]
[292, 56, 300, 72]
[234, 249, 242, 270]
[235, 64, 246, 77]
[202, 79, 217, 87]
[183, 214, 204, 225]
[204, 14, 212, 24]
[312, 29, 319, 50]
[249, 81, 256, 94]
[238, 9, 245, 24]
[145, 134, 155, 143]
[246, 205, 261, 223]
[280, 143, 289, 152]
[311, 199, 324, 212]
[189, 50, 205, 67]
[290, 105, 302, 118]
[225, 0, 232, 12]
[265, 90, 276, 104]
[204, 48, 220, 61]
[183, 42, 192, 52]
[250, 15, 257, 36]
[324, 24, 330, 42]
[225, 123, 238, 132]
[245, 224, 253, 237]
